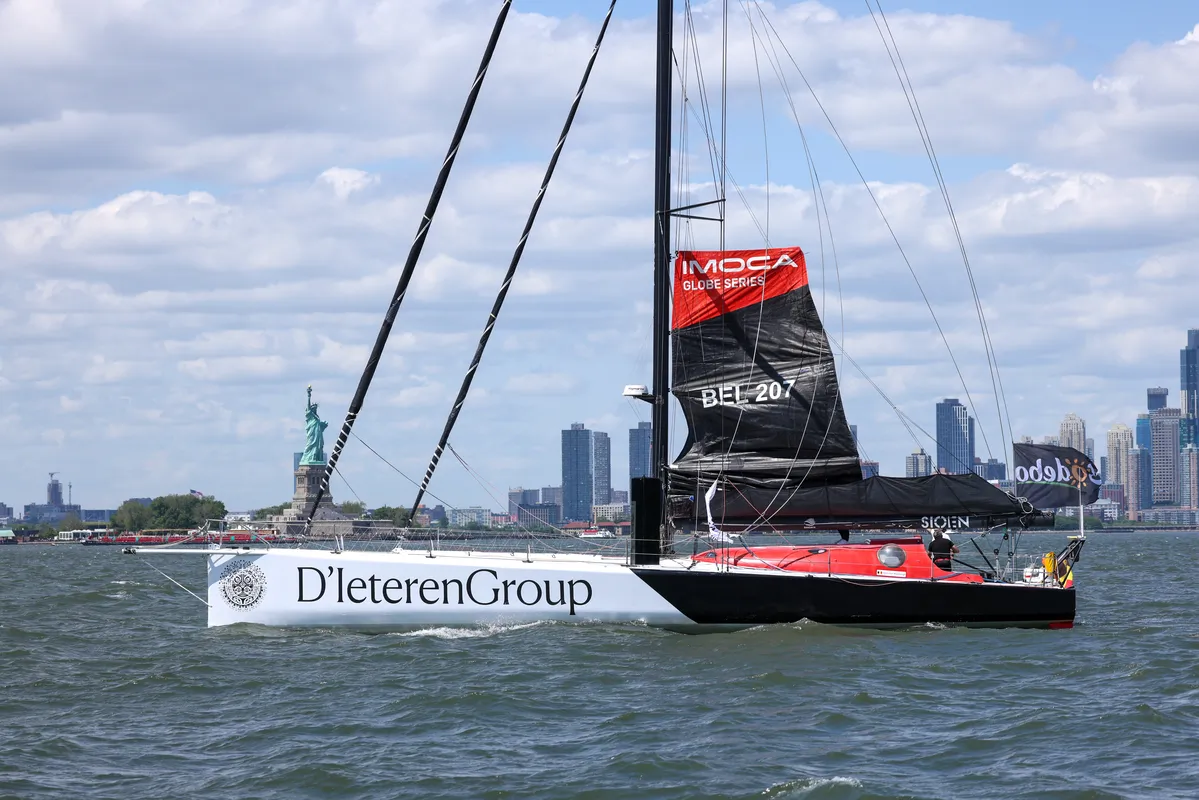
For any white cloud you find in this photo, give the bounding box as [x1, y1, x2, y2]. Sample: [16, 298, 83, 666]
[2, 1, 1198, 509]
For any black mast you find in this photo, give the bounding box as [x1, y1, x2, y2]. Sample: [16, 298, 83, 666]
[651, 0, 673, 488]
[409, 0, 618, 517]
[306, 0, 512, 524]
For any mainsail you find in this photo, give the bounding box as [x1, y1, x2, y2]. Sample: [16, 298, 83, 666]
[668, 246, 860, 494]
[665, 246, 1029, 530]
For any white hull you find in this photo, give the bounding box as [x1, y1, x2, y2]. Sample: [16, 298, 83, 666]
[206, 548, 692, 630]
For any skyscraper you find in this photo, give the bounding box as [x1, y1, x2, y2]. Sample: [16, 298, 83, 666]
[974, 458, 1006, 481]
[1059, 413, 1086, 452]
[629, 421, 652, 489]
[935, 399, 973, 474]
[47, 475, 64, 507]
[905, 448, 933, 478]
[1085, 438, 1095, 462]
[1181, 444, 1199, 509]
[561, 423, 593, 521]
[592, 431, 611, 506]
[1106, 423, 1133, 491]
[860, 461, 880, 478]
[1150, 407, 1182, 506]
[1148, 387, 1168, 412]
[1182, 330, 1199, 417]
[1127, 445, 1146, 520]
[1136, 413, 1153, 500]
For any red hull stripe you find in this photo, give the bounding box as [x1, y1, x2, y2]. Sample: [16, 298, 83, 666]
[672, 247, 809, 330]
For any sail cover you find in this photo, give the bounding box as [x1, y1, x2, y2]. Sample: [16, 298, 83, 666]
[665, 246, 1030, 530]
[668, 247, 860, 515]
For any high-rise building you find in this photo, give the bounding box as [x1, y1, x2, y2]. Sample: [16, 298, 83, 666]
[1135, 413, 1152, 499]
[1127, 445, 1146, 520]
[47, 476, 64, 507]
[1059, 413, 1086, 452]
[562, 423, 594, 522]
[1085, 438, 1095, 462]
[507, 487, 541, 518]
[629, 422, 652, 489]
[1100, 456, 1109, 480]
[1150, 408, 1182, 506]
[850, 425, 859, 448]
[1040, 436, 1060, 446]
[860, 461, 879, 478]
[519, 502, 562, 529]
[1182, 331, 1199, 417]
[1181, 444, 1199, 509]
[1106, 423, 1133, 491]
[935, 399, 974, 474]
[541, 486, 563, 509]
[974, 458, 1006, 481]
[905, 448, 933, 478]
[592, 431, 611, 506]
[1099, 483, 1126, 518]
[1148, 387, 1168, 412]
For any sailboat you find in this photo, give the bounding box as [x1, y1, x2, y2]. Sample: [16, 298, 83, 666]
[132, 0, 1086, 631]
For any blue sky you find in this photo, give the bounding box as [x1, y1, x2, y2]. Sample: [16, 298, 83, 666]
[2, 0, 1198, 514]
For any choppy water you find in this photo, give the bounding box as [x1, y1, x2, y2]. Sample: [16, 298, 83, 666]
[2, 533, 1197, 799]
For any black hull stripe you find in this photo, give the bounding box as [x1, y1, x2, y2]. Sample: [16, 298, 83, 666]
[632, 569, 1075, 626]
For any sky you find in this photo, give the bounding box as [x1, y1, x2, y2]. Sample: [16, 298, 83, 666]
[3, 0, 1199, 513]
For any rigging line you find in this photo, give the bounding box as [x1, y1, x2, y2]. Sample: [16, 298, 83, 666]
[752, 3, 994, 468]
[444, 443, 607, 548]
[874, 3, 1014, 460]
[307, 0, 513, 526]
[865, 0, 1008, 459]
[136, 557, 210, 607]
[409, 0, 618, 515]
[333, 465, 364, 508]
[712, 4, 843, 531]
[746, 6, 770, 244]
[350, 430, 455, 510]
[683, 1, 724, 197]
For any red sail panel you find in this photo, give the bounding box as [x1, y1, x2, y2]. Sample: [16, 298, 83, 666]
[672, 247, 809, 330]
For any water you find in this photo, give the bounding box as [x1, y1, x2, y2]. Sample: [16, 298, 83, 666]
[2, 533, 1197, 799]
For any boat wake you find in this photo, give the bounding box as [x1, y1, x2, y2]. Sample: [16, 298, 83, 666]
[393, 621, 548, 640]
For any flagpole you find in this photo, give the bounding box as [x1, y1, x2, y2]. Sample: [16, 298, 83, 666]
[1078, 480, 1086, 539]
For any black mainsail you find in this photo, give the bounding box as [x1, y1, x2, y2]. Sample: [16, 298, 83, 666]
[664, 245, 1030, 530]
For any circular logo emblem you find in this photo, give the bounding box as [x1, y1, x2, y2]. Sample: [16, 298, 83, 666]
[219, 560, 267, 611]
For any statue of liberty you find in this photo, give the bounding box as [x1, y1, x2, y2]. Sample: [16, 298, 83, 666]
[301, 385, 329, 466]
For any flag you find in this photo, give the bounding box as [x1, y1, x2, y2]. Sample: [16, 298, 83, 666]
[1013, 443, 1102, 509]
[190, 490, 205, 499]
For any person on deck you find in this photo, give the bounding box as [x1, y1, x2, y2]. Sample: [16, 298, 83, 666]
[927, 529, 959, 571]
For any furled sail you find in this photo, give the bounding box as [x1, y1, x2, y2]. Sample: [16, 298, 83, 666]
[665, 245, 1030, 530]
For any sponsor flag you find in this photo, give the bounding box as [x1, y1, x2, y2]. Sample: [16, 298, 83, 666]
[1013, 443, 1102, 509]
[190, 489, 206, 499]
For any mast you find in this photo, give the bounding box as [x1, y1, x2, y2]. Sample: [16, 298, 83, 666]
[651, 0, 673, 486]
[305, 0, 512, 525]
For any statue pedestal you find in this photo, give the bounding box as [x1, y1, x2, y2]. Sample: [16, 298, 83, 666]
[274, 463, 354, 538]
[288, 463, 335, 519]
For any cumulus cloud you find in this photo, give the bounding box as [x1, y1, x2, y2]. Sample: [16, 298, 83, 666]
[1, 1, 1198, 510]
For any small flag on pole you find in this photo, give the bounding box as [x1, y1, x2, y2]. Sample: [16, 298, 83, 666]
[190, 489, 205, 499]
